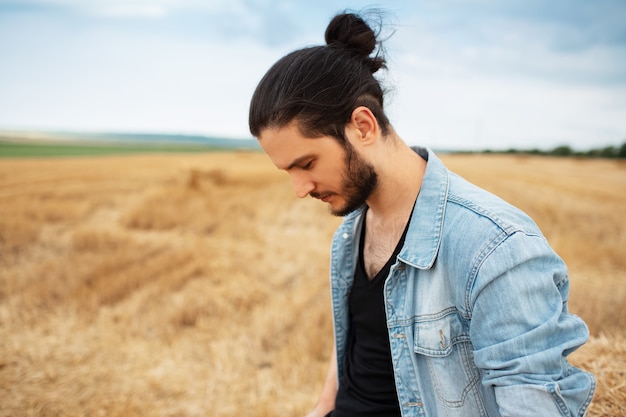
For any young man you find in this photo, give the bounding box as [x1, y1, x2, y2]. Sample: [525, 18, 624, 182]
[249, 12, 595, 417]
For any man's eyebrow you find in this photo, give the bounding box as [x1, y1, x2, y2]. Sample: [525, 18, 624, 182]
[286, 154, 315, 171]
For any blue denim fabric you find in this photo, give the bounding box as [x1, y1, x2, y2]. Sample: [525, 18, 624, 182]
[329, 149, 595, 417]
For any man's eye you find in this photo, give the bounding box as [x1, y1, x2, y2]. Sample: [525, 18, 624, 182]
[302, 161, 314, 170]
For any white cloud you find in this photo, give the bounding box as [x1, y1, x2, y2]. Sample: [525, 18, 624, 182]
[389, 73, 626, 151]
[89, 3, 169, 19]
[0, 17, 282, 137]
[0, 0, 624, 149]
[0, 0, 251, 18]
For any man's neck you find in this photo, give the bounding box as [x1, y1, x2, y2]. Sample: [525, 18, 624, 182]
[365, 141, 427, 226]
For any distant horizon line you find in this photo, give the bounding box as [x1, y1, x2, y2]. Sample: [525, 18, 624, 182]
[1, 127, 623, 155]
[0, 127, 254, 141]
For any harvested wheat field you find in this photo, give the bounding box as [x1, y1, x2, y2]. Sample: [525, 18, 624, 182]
[0, 151, 624, 416]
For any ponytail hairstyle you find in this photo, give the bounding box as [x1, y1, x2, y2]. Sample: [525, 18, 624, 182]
[249, 11, 391, 146]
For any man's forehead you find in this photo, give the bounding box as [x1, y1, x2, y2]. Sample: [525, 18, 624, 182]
[259, 126, 341, 171]
[258, 125, 308, 168]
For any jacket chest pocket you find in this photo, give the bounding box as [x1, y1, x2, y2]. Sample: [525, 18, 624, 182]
[413, 312, 482, 409]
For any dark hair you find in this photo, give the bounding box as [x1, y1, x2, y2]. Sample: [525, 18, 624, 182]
[248, 12, 391, 144]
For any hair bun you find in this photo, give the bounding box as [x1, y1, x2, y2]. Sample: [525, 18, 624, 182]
[324, 12, 386, 73]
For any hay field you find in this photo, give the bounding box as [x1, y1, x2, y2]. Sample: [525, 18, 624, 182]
[0, 151, 624, 416]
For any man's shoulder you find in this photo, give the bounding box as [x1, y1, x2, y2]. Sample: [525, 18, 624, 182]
[445, 172, 542, 238]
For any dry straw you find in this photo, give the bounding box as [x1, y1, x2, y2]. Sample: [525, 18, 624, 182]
[0, 152, 624, 415]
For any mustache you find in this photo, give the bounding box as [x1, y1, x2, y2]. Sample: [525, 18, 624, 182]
[310, 191, 330, 200]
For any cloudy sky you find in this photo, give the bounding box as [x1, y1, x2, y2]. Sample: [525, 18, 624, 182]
[1, 0, 625, 150]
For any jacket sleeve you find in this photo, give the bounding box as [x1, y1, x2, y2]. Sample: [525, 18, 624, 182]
[468, 231, 595, 417]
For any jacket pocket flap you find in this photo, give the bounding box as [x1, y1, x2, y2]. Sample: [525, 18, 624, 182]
[413, 312, 469, 357]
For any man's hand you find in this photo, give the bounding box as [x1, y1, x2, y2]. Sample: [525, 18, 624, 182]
[306, 348, 338, 417]
[304, 404, 331, 417]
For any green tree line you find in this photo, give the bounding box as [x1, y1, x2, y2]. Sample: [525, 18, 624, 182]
[484, 141, 626, 158]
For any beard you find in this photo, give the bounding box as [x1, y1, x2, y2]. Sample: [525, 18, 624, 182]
[311, 141, 378, 217]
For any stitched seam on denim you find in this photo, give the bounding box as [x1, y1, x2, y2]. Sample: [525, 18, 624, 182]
[447, 193, 541, 237]
[547, 382, 572, 416]
[464, 230, 510, 317]
[330, 214, 360, 380]
[388, 325, 422, 415]
[424, 341, 482, 408]
[577, 372, 597, 417]
[390, 306, 458, 328]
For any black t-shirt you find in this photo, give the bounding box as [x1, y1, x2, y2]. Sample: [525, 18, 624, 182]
[333, 214, 408, 417]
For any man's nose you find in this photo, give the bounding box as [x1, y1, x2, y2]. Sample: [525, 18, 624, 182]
[290, 172, 315, 198]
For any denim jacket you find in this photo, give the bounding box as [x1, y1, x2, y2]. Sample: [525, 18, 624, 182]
[329, 149, 595, 417]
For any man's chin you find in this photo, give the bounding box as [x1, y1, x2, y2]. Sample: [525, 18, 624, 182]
[315, 192, 367, 217]
[328, 201, 365, 217]
[326, 200, 346, 217]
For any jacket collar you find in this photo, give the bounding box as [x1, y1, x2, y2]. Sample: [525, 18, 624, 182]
[397, 148, 449, 269]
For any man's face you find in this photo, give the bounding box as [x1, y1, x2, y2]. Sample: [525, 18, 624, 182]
[259, 121, 377, 216]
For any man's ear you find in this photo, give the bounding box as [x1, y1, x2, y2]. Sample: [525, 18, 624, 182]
[349, 106, 379, 145]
